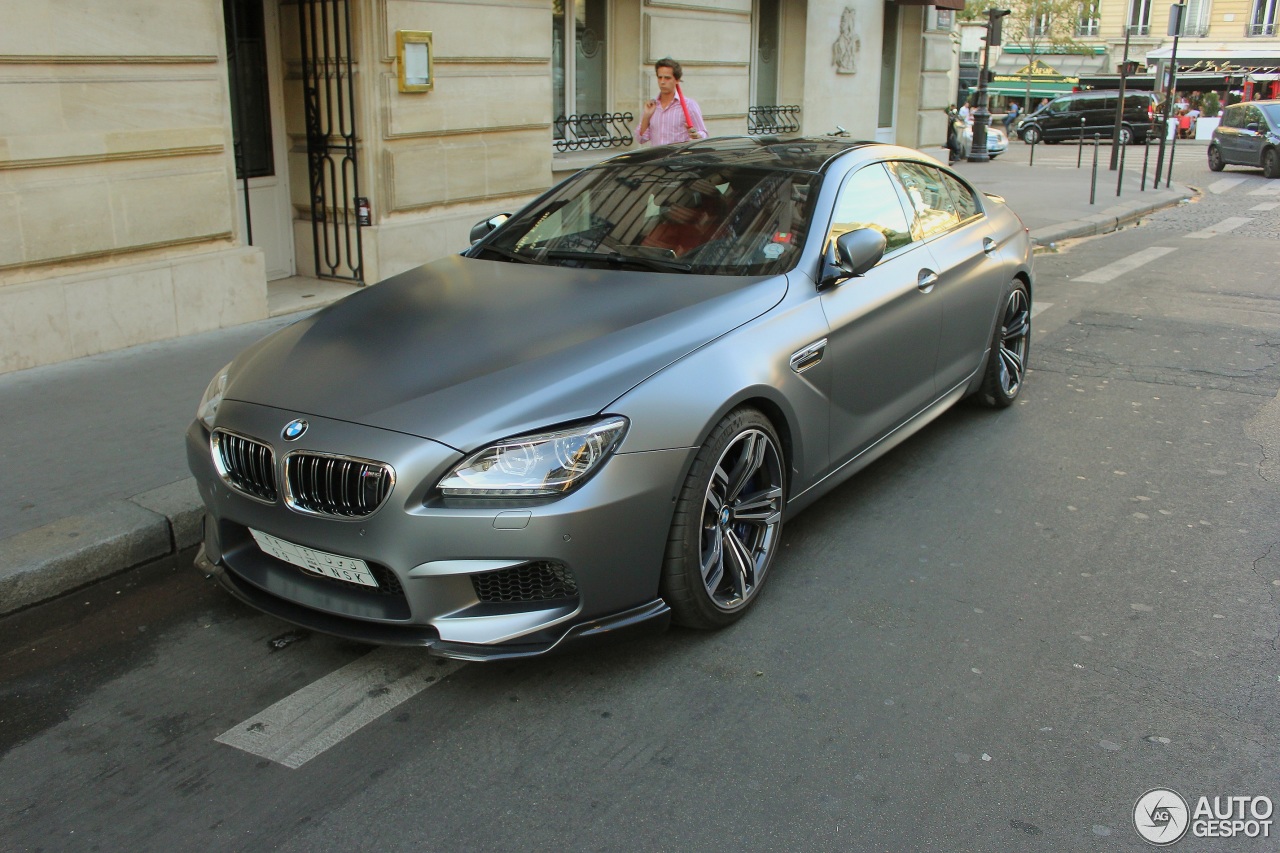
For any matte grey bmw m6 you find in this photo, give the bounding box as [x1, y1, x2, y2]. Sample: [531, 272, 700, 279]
[188, 137, 1033, 660]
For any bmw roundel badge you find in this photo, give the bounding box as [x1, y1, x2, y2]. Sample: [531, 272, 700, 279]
[282, 418, 309, 441]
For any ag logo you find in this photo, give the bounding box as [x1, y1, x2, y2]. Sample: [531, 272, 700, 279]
[1134, 788, 1190, 845]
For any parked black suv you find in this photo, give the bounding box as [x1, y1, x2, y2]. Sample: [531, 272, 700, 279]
[1017, 90, 1161, 145]
[1208, 100, 1280, 178]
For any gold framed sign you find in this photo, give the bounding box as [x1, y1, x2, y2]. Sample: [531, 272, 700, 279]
[397, 30, 433, 93]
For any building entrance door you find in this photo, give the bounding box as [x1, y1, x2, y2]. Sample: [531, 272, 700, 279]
[876, 1, 900, 143]
[225, 0, 295, 281]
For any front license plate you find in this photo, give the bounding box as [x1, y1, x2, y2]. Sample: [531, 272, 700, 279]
[249, 529, 378, 588]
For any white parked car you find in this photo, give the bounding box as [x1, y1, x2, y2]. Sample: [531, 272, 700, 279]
[959, 123, 1009, 159]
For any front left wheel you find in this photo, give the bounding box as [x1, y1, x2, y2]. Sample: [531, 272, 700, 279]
[661, 408, 785, 629]
[978, 280, 1031, 408]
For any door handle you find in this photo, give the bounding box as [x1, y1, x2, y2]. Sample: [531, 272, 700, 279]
[789, 339, 827, 374]
[917, 270, 939, 292]
[983, 237, 998, 255]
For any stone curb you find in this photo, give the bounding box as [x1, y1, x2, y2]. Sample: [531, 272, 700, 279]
[0, 479, 204, 617]
[1030, 184, 1193, 247]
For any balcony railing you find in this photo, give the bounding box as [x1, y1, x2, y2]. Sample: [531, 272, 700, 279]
[1130, 23, 1151, 35]
[1248, 22, 1277, 36]
[747, 105, 801, 135]
[1077, 20, 1100, 35]
[553, 112, 634, 153]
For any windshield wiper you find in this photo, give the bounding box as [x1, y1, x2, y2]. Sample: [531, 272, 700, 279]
[471, 244, 547, 265]
[541, 249, 693, 273]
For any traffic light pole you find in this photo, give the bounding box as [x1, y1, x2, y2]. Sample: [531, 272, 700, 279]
[1109, 25, 1134, 171]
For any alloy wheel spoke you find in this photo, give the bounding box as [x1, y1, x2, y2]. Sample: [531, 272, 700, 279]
[723, 528, 755, 601]
[733, 486, 783, 524]
[724, 433, 763, 502]
[701, 525, 724, 592]
[1001, 346, 1024, 378]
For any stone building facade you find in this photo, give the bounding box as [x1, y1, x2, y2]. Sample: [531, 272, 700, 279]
[1, 0, 961, 375]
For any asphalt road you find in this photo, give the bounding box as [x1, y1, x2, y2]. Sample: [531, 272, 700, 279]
[3, 141, 1279, 852]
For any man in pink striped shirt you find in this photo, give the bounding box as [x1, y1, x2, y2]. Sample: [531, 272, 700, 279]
[637, 58, 709, 146]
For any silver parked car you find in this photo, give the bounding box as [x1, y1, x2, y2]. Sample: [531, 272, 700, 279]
[188, 137, 1034, 660]
[1208, 99, 1280, 178]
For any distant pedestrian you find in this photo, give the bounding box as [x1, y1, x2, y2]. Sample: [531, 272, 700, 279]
[959, 100, 972, 124]
[1003, 101, 1019, 133]
[637, 58, 708, 146]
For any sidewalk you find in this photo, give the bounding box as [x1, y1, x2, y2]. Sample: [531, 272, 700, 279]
[0, 145, 1194, 615]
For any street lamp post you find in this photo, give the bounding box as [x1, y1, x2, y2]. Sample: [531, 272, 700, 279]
[969, 8, 1011, 163]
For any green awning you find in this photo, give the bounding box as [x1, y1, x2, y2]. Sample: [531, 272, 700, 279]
[971, 80, 1078, 98]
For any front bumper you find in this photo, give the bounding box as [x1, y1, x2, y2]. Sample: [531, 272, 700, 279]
[187, 401, 691, 658]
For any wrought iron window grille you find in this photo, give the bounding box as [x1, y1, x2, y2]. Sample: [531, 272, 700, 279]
[553, 113, 634, 152]
[748, 105, 802, 135]
[1249, 23, 1277, 35]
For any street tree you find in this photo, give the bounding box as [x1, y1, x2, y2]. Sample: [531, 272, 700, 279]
[961, 0, 1095, 110]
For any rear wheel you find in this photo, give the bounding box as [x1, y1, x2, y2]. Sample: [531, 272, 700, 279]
[1264, 148, 1280, 180]
[1022, 125, 1041, 146]
[1208, 145, 1225, 172]
[661, 409, 785, 629]
[978, 280, 1031, 409]
[1118, 125, 1133, 145]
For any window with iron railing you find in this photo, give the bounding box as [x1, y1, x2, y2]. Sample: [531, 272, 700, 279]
[1077, 19, 1100, 35]
[1250, 0, 1277, 36]
[1128, 0, 1152, 34]
[1183, 0, 1211, 35]
[960, 50, 981, 64]
[1029, 14, 1052, 36]
[553, 0, 615, 149]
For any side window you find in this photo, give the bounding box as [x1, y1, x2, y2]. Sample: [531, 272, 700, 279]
[1048, 98, 1069, 114]
[1224, 106, 1243, 129]
[1247, 106, 1264, 127]
[828, 164, 914, 255]
[888, 161, 961, 240]
[1099, 97, 1118, 113]
[938, 171, 980, 222]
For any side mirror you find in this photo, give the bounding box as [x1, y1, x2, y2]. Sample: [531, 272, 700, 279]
[821, 228, 887, 286]
[1245, 122, 1260, 133]
[469, 213, 511, 244]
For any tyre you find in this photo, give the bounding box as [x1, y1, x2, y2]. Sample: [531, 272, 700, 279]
[978, 280, 1031, 409]
[1118, 125, 1133, 145]
[661, 408, 785, 629]
[1208, 145, 1225, 172]
[1022, 125, 1041, 146]
[1265, 148, 1280, 180]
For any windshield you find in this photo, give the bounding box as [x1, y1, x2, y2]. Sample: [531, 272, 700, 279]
[471, 161, 819, 276]
[1262, 104, 1280, 128]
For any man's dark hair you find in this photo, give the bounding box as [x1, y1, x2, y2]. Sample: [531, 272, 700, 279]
[655, 58, 683, 80]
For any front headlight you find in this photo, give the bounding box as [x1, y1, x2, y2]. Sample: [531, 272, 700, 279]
[197, 362, 233, 430]
[437, 416, 628, 498]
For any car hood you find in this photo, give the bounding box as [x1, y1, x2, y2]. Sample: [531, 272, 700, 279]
[225, 255, 786, 449]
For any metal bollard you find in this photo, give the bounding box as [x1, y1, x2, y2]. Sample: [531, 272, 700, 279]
[1029, 133, 1036, 167]
[1166, 124, 1179, 188]
[1078, 117, 1086, 168]
[1141, 130, 1152, 191]
[1116, 131, 1128, 197]
[1090, 133, 1100, 205]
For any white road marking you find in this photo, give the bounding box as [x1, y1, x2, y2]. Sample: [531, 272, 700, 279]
[1074, 247, 1177, 283]
[1249, 184, 1280, 196]
[217, 647, 465, 768]
[1185, 217, 1253, 239]
[1251, 201, 1280, 211]
[1031, 302, 1053, 318]
[1207, 177, 1246, 193]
